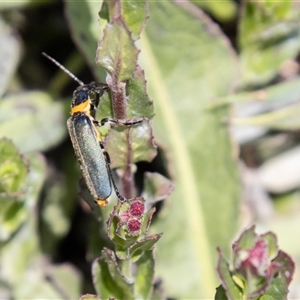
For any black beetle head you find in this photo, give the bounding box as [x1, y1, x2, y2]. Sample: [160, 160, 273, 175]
[71, 86, 90, 108]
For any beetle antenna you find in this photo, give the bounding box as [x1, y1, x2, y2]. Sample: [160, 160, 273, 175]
[42, 52, 84, 86]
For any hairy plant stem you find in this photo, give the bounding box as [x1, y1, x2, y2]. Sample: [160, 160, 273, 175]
[108, 75, 135, 199]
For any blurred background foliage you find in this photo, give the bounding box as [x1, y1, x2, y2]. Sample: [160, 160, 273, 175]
[1, 0, 300, 299]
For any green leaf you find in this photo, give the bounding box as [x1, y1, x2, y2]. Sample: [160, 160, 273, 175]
[142, 172, 174, 207]
[39, 172, 75, 255]
[126, 65, 154, 119]
[239, 1, 300, 87]
[191, 0, 237, 22]
[210, 77, 300, 108]
[216, 250, 243, 300]
[107, 203, 160, 261]
[0, 138, 27, 193]
[92, 248, 134, 299]
[96, 65, 154, 120]
[210, 77, 300, 131]
[259, 277, 288, 300]
[0, 91, 66, 153]
[139, 207, 155, 237]
[0, 1, 54, 10]
[232, 104, 300, 131]
[0, 200, 25, 243]
[215, 285, 229, 300]
[105, 0, 148, 40]
[0, 148, 79, 299]
[121, 0, 148, 40]
[0, 150, 45, 243]
[134, 250, 155, 300]
[272, 250, 295, 286]
[128, 233, 162, 262]
[96, 65, 156, 170]
[139, 2, 240, 298]
[23, 152, 47, 208]
[0, 139, 28, 242]
[64, 0, 107, 81]
[261, 232, 278, 259]
[38, 143, 79, 256]
[47, 264, 82, 299]
[234, 225, 257, 250]
[104, 120, 156, 169]
[0, 17, 21, 97]
[96, 17, 139, 82]
[0, 1, 31, 9]
[108, 215, 140, 258]
[79, 294, 101, 300]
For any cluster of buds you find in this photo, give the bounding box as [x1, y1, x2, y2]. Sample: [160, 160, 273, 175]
[216, 226, 295, 299]
[119, 199, 146, 236]
[106, 197, 162, 260]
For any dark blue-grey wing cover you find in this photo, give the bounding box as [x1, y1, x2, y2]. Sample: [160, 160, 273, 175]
[67, 113, 111, 200]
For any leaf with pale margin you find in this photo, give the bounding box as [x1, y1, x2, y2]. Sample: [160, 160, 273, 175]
[191, 0, 237, 22]
[129, 233, 163, 262]
[216, 249, 243, 300]
[239, 1, 300, 87]
[0, 139, 28, 242]
[0, 92, 66, 153]
[64, 0, 106, 81]
[0, 152, 79, 299]
[79, 294, 100, 300]
[120, 0, 148, 40]
[92, 248, 134, 299]
[103, 121, 156, 169]
[142, 172, 174, 209]
[96, 18, 139, 82]
[0, 17, 21, 97]
[135, 250, 155, 300]
[139, 1, 240, 298]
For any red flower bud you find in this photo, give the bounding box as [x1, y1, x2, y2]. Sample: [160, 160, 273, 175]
[127, 218, 141, 234]
[119, 210, 131, 224]
[129, 201, 145, 217]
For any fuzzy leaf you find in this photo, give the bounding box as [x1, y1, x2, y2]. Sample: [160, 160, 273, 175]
[96, 65, 154, 120]
[216, 249, 243, 300]
[239, 1, 300, 87]
[0, 151, 78, 299]
[261, 232, 278, 259]
[0, 17, 21, 97]
[79, 294, 101, 300]
[122, 1, 148, 40]
[129, 233, 162, 262]
[96, 65, 156, 170]
[64, 0, 106, 81]
[107, 204, 139, 247]
[0, 91, 66, 153]
[0, 200, 25, 243]
[92, 248, 134, 299]
[0, 139, 27, 193]
[191, 0, 237, 22]
[258, 277, 288, 300]
[139, 2, 240, 297]
[215, 285, 229, 300]
[106, 0, 148, 40]
[96, 18, 138, 82]
[126, 65, 154, 119]
[210, 77, 300, 108]
[134, 250, 155, 300]
[234, 225, 257, 250]
[104, 120, 156, 169]
[142, 172, 174, 208]
[272, 250, 295, 286]
[0, 139, 28, 242]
